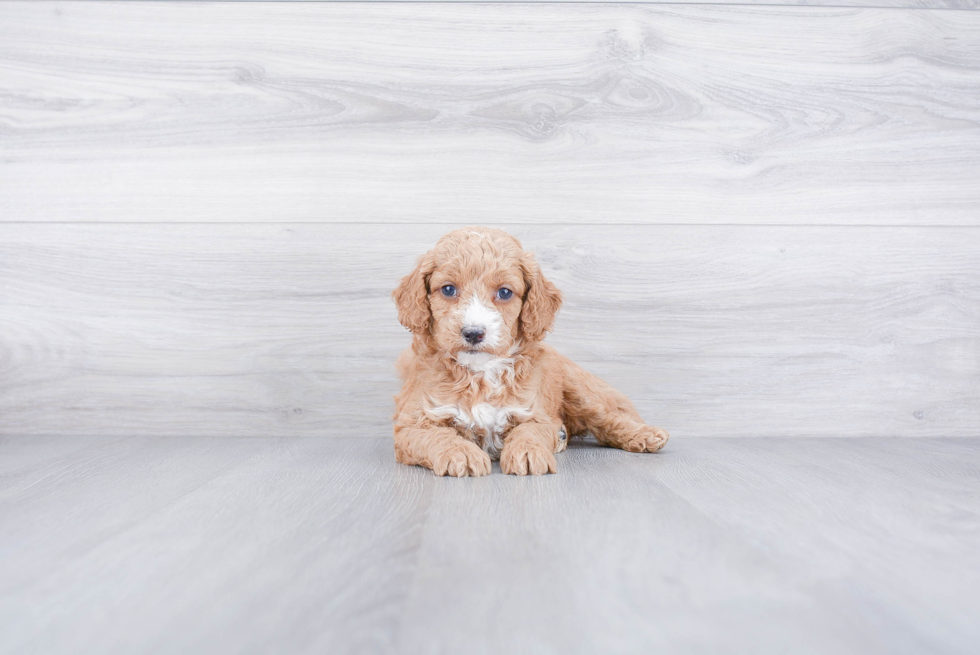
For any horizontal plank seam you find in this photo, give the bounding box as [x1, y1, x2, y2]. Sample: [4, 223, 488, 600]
[0, 434, 974, 440]
[2, 222, 979, 228]
[3, 1, 975, 13]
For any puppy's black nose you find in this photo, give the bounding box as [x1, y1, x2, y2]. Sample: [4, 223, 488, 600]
[462, 326, 486, 345]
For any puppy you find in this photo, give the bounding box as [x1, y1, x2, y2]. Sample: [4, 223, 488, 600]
[391, 227, 668, 476]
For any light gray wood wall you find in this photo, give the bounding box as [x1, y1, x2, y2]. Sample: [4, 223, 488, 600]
[3, 3, 980, 226]
[31, 0, 980, 8]
[1, 2, 978, 438]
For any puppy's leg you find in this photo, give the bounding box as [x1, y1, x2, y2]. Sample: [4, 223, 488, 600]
[500, 422, 560, 475]
[562, 361, 669, 453]
[394, 425, 492, 477]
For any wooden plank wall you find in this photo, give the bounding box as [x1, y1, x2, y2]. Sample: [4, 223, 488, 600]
[1, 2, 978, 438]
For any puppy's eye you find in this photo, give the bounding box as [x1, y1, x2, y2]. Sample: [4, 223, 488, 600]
[496, 287, 513, 301]
[440, 284, 457, 297]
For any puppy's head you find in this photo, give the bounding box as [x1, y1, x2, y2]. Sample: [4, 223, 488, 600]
[393, 228, 562, 363]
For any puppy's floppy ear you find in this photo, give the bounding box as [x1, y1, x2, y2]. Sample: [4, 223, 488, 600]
[519, 252, 563, 343]
[393, 252, 435, 335]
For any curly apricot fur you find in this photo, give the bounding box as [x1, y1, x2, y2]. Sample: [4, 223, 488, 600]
[392, 227, 669, 476]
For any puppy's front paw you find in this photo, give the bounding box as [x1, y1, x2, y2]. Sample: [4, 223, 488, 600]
[624, 425, 670, 453]
[430, 440, 492, 477]
[500, 439, 557, 476]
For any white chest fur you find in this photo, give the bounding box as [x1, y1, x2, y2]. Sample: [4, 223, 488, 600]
[425, 402, 531, 459]
[454, 351, 516, 395]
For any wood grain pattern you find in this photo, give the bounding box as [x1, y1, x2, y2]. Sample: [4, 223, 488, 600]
[1, 223, 977, 438]
[2, 436, 978, 654]
[403, 437, 980, 654]
[2, 2, 979, 225]
[83, 0, 980, 9]
[0, 437, 430, 654]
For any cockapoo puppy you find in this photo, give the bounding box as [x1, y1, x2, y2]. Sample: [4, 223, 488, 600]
[392, 227, 669, 476]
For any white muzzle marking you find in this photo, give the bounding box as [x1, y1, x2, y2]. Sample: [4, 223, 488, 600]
[459, 295, 503, 350]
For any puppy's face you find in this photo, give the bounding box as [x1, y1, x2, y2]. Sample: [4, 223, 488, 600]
[393, 228, 562, 363]
[426, 241, 526, 363]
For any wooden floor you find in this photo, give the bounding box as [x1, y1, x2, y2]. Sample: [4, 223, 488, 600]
[1, 436, 977, 654]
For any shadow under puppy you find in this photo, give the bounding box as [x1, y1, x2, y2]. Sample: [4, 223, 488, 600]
[392, 227, 668, 476]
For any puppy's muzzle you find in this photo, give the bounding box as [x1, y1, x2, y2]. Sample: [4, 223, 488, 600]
[461, 326, 486, 346]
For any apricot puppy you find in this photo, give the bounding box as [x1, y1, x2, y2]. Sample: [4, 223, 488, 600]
[392, 227, 668, 476]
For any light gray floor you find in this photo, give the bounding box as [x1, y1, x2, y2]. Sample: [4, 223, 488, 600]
[1, 436, 977, 654]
